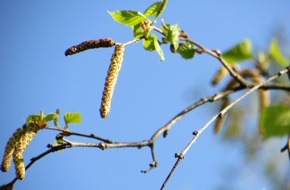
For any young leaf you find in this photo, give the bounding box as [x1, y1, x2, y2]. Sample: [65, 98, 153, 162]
[222, 39, 253, 64]
[154, 36, 165, 61]
[133, 23, 143, 39]
[144, 2, 162, 17]
[108, 11, 148, 28]
[177, 42, 195, 59]
[155, 0, 168, 18]
[143, 34, 156, 51]
[269, 38, 289, 66]
[64, 112, 82, 125]
[44, 114, 58, 122]
[260, 104, 290, 139]
[26, 114, 42, 124]
[162, 24, 180, 51]
[143, 34, 164, 61]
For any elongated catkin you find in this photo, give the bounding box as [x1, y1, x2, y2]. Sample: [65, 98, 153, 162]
[214, 97, 230, 134]
[65, 38, 115, 56]
[100, 44, 125, 118]
[13, 123, 41, 180]
[1, 127, 23, 172]
[252, 75, 270, 109]
[252, 74, 270, 134]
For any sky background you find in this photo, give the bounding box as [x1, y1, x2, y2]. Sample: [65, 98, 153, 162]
[0, 1, 290, 190]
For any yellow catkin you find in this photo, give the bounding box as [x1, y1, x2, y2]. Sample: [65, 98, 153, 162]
[252, 74, 270, 134]
[13, 123, 41, 180]
[253, 75, 270, 109]
[211, 67, 228, 85]
[1, 127, 24, 172]
[100, 44, 125, 118]
[214, 98, 230, 134]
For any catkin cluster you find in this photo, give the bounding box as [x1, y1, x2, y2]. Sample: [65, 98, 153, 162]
[100, 44, 125, 118]
[65, 38, 115, 56]
[1, 122, 45, 180]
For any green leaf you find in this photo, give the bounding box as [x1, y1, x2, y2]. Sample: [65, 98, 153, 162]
[155, 0, 168, 18]
[108, 11, 148, 27]
[143, 34, 164, 61]
[222, 39, 253, 64]
[154, 36, 165, 61]
[133, 23, 143, 39]
[64, 112, 82, 125]
[269, 38, 289, 66]
[143, 34, 156, 51]
[144, 2, 163, 17]
[177, 42, 195, 59]
[162, 24, 180, 51]
[44, 113, 58, 122]
[26, 114, 41, 124]
[260, 104, 290, 139]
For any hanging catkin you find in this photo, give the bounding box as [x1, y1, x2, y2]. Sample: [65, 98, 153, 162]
[13, 123, 41, 180]
[1, 127, 23, 172]
[252, 73, 270, 134]
[1, 121, 46, 180]
[214, 97, 230, 134]
[65, 38, 115, 56]
[100, 44, 125, 118]
[252, 74, 270, 109]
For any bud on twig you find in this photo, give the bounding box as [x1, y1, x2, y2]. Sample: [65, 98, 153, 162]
[100, 44, 125, 118]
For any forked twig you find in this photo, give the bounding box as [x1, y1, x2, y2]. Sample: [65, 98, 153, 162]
[160, 66, 290, 190]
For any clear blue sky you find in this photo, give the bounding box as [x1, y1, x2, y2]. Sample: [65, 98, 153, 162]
[0, 1, 289, 190]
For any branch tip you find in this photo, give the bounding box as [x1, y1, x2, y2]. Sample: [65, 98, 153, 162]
[141, 161, 158, 174]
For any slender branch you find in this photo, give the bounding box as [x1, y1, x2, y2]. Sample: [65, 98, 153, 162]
[45, 127, 113, 143]
[123, 38, 143, 47]
[152, 26, 249, 86]
[160, 66, 290, 190]
[183, 38, 250, 86]
[150, 86, 244, 142]
[1, 143, 70, 189]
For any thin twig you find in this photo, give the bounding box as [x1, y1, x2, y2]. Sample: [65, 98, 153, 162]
[160, 66, 290, 190]
[45, 127, 113, 143]
[150, 86, 243, 142]
[184, 38, 250, 87]
[152, 26, 249, 86]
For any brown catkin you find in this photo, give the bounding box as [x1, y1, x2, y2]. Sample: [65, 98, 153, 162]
[13, 123, 41, 180]
[1, 127, 24, 172]
[100, 44, 125, 118]
[65, 38, 115, 56]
